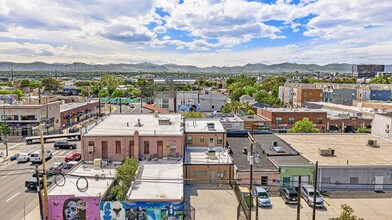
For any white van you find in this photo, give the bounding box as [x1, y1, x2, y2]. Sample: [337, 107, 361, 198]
[30, 149, 52, 164]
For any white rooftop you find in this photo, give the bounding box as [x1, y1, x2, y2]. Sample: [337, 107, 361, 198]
[185, 118, 225, 133]
[127, 162, 183, 201]
[185, 147, 232, 164]
[49, 164, 116, 197]
[84, 114, 183, 136]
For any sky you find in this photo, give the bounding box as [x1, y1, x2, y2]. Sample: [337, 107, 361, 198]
[0, 0, 391, 67]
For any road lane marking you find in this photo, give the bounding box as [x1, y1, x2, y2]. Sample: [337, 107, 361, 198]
[52, 151, 59, 155]
[5, 192, 20, 203]
[1, 171, 13, 179]
[9, 143, 24, 150]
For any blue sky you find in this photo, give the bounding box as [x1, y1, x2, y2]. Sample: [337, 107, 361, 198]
[0, 0, 391, 67]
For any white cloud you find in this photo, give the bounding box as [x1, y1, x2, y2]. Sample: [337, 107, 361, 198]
[153, 26, 167, 34]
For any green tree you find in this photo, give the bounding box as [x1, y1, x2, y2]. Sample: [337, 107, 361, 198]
[108, 158, 138, 201]
[254, 90, 281, 106]
[356, 127, 368, 133]
[13, 89, 25, 100]
[183, 84, 192, 91]
[111, 88, 125, 97]
[41, 77, 59, 90]
[243, 85, 257, 96]
[247, 109, 255, 115]
[0, 123, 10, 136]
[100, 74, 123, 94]
[20, 79, 30, 88]
[29, 80, 42, 89]
[131, 88, 141, 98]
[230, 87, 245, 101]
[329, 204, 363, 220]
[98, 89, 109, 97]
[183, 111, 204, 118]
[288, 119, 320, 133]
[369, 76, 390, 84]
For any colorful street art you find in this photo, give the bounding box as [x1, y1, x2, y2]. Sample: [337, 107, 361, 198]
[48, 195, 100, 220]
[100, 201, 184, 220]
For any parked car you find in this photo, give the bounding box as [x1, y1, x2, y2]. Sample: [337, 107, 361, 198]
[17, 152, 31, 163]
[30, 149, 52, 164]
[54, 140, 77, 149]
[63, 161, 79, 172]
[49, 162, 68, 173]
[253, 186, 271, 207]
[10, 153, 20, 161]
[279, 187, 298, 204]
[301, 184, 324, 208]
[25, 176, 53, 190]
[64, 151, 81, 162]
[32, 169, 57, 177]
[68, 127, 80, 133]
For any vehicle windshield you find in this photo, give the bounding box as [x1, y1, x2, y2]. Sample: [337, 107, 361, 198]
[308, 191, 320, 197]
[257, 192, 268, 198]
[30, 153, 38, 157]
[66, 153, 74, 157]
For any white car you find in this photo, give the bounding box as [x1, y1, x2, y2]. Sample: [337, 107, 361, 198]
[17, 152, 31, 163]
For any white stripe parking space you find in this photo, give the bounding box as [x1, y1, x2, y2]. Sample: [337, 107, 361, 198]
[1, 171, 14, 179]
[5, 192, 20, 203]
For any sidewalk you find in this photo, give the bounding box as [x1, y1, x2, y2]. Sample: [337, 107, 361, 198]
[22, 205, 41, 220]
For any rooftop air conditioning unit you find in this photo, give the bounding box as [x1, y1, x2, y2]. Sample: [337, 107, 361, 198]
[318, 148, 335, 156]
[93, 158, 102, 169]
[367, 139, 379, 147]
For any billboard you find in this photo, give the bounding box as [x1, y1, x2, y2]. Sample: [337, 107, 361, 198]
[177, 104, 200, 113]
[100, 201, 184, 220]
[48, 195, 100, 220]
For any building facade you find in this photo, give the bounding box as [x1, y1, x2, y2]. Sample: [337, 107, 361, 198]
[352, 64, 385, 78]
[199, 92, 228, 112]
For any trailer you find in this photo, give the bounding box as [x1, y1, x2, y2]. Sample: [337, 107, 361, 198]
[25, 133, 81, 144]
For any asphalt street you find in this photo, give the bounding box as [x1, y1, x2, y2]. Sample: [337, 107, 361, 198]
[112, 103, 153, 114]
[0, 139, 81, 220]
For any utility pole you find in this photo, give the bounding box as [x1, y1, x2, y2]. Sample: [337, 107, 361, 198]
[3, 104, 8, 157]
[248, 127, 254, 220]
[297, 176, 302, 220]
[252, 124, 259, 220]
[39, 124, 49, 219]
[35, 164, 44, 220]
[312, 161, 319, 220]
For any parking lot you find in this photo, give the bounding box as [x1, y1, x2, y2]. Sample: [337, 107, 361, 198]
[253, 191, 392, 220]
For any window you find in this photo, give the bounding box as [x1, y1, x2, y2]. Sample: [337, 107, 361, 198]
[200, 136, 204, 142]
[276, 117, 282, 124]
[1, 115, 18, 120]
[212, 105, 215, 109]
[187, 136, 192, 145]
[217, 136, 223, 144]
[261, 176, 268, 186]
[115, 141, 121, 154]
[144, 141, 150, 154]
[88, 141, 94, 146]
[350, 177, 359, 184]
[316, 118, 323, 124]
[322, 177, 331, 184]
[195, 171, 207, 177]
[288, 117, 295, 124]
[20, 115, 37, 120]
[162, 98, 169, 109]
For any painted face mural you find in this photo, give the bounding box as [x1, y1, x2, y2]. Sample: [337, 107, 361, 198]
[64, 200, 80, 220]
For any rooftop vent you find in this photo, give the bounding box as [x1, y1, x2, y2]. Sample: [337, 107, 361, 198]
[135, 118, 143, 127]
[318, 148, 335, 156]
[207, 122, 215, 130]
[158, 117, 171, 125]
[367, 139, 379, 147]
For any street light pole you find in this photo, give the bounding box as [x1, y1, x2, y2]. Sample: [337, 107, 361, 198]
[3, 104, 8, 157]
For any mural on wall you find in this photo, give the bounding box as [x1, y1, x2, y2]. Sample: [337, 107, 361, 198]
[48, 195, 100, 220]
[100, 201, 184, 220]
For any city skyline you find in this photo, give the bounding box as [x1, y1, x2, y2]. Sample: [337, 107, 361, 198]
[0, 0, 391, 67]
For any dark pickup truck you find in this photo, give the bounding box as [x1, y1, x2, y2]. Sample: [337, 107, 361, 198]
[54, 140, 77, 149]
[25, 176, 53, 190]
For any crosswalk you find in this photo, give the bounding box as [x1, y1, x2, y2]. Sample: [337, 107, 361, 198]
[52, 150, 70, 157]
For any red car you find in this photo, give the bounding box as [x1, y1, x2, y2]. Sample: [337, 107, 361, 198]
[64, 151, 81, 162]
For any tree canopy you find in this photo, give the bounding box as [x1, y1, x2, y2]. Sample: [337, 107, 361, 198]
[111, 88, 126, 97]
[183, 111, 204, 118]
[98, 89, 109, 97]
[288, 119, 320, 133]
[329, 204, 363, 220]
[41, 77, 59, 90]
[20, 79, 30, 88]
[108, 158, 138, 201]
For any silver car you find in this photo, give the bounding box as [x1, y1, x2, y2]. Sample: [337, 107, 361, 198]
[301, 184, 324, 208]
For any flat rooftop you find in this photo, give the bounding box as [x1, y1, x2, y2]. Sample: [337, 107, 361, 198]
[184, 147, 232, 164]
[263, 107, 327, 113]
[60, 102, 87, 112]
[278, 134, 392, 166]
[127, 162, 183, 201]
[185, 118, 225, 133]
[49, 163, 116, 197]
[238, 114, 269, 122]
[84, 114, 183, 136]
[227, 137, 277, 172]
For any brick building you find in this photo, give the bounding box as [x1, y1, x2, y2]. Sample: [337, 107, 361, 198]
[256, 107, 327, 133]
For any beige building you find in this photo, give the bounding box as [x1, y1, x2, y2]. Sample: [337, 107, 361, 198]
[82, 114, 184, 162]
[184, 118, 226, 147]
[1, 102, 61, 136]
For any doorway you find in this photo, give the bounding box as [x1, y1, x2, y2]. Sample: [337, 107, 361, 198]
[102, 141, 108, 160]
[157, 141, 163, 158]
[210, 170, 217, 184]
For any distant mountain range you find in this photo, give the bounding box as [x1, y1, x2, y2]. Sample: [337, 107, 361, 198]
[0, 61, 391, 73]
